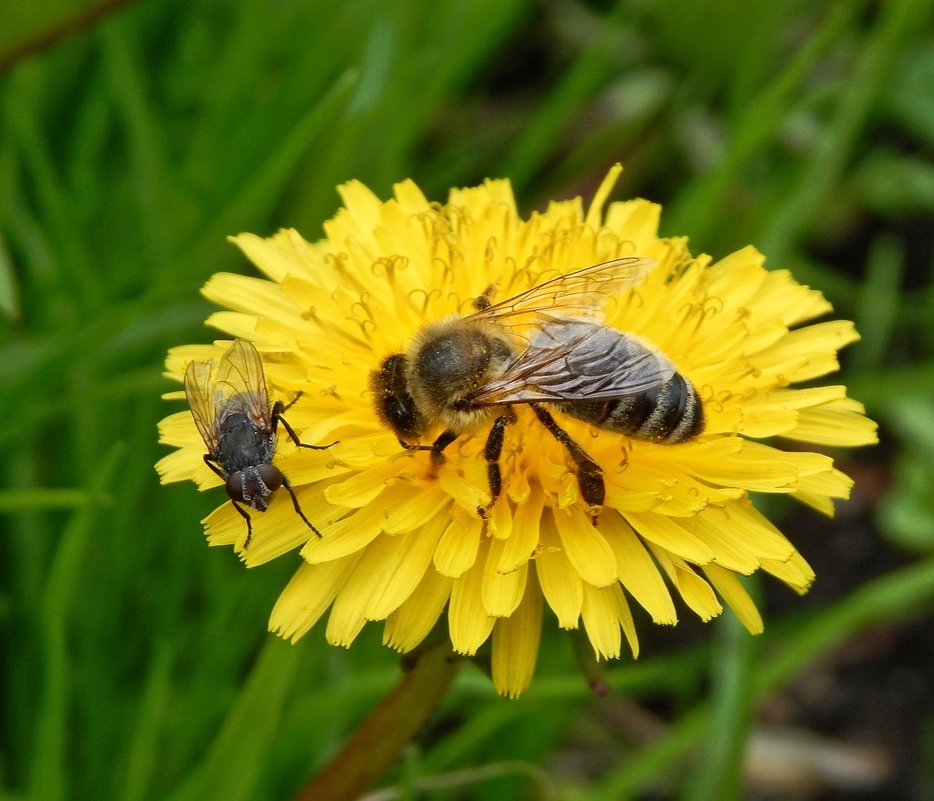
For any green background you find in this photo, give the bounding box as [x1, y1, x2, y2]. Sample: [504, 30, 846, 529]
[2, 0, 933, 799]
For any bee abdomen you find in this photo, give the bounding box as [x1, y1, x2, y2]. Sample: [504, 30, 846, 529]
[556, 373, 704, 444]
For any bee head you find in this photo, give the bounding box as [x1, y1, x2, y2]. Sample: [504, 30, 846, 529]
[370, 353, 428, 441]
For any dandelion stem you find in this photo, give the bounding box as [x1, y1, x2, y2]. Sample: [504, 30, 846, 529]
[292, 644, 461, 801]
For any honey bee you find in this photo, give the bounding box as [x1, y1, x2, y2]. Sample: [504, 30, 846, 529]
[369, 258, 703, 521]
[184, 339, 335, 547]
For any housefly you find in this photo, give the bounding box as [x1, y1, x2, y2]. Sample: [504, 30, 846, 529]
[184, 339, 334, 548]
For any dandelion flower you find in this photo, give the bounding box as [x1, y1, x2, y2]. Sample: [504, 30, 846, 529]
[157, 165, 877, 697]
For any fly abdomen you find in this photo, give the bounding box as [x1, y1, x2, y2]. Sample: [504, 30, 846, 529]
[556, 373, 704, 444]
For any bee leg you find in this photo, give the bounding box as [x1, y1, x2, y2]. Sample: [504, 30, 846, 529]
[472, 284, 496, 311]
[230, 500, 255, 549]
[530, 404, 605, 524]
[281, 475, 323, 538]
[272, 400, 339, 450]
[478, 411, 515, 519]
[427, 429, 458, 476]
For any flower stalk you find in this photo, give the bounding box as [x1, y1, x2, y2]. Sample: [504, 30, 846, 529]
[292, 644, 461, 801]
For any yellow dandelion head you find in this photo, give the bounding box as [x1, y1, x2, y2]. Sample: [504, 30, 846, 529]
[157, 165, 877, 698]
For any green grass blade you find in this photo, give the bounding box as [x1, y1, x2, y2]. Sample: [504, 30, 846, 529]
[27, 443, 125, 801]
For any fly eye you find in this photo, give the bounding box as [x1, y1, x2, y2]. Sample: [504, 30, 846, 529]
[258, 464, 283, 492]
[225, 473, 245, 501]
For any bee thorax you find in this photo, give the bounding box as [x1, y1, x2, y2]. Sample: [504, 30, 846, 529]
[408, 323, 511, 423]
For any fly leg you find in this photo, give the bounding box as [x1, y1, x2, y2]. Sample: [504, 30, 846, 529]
[478, 410, 516, 518]
[531, 404, 605, 524]
[230, 500, 255, 548]
[204, 456, 256, 547]
[203, 454, 226, 480]
[278, 392, 303, 414]
[282, 475, 322, 538]
[272, 398, 339, 450]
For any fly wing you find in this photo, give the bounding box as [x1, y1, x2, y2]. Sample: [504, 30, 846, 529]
[212, 339, 273, 429]
[470, 319, 675, 405]
[183, 355, 221, 453]
[470, 257, 654, 329]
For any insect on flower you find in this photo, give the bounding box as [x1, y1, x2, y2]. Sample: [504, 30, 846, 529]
[157, 168, 880, 698]
[370, 257, 704, 523]
[184, 339, 335, 548]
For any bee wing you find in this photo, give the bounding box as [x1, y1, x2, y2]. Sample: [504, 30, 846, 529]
[212, 339, 273, 428]
[470, 257, 654, 327]
[183, 356, 221, 453]
[470, 319, 675, 405]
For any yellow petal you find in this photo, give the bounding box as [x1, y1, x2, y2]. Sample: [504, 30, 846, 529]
[202, 271, 300, 318]
[652, 549, 722, 622]
[324, 460, 409, 507]
[449, 549, 495, 655]
[793, 491, 836, 516]
[230, 231, 315, 284]
[326, 580, 369, 647]
[299, 491, 392, 563]
[552, 508, 618, 588]
[757, 268, 833, 326]
[760, 550, 815, 593]
[600, 513, 677, 625]
[393, 179, 430, 214]
[487, 494, 514, 541]
[482, 542, 528, 617]
[535, 518, 582, 628]
[603, 199, 662, 249]
[433, 508, 482, 578]
[382, 484, 453, 534]
[786, 405, 879, 447]
[753, 320, 859, 383]
[737, 386, 846, 438]
[496, 487, 544, 573]
[674, 439, 800, 492]
[690, 515, 763, 574]
[383, 569, 453, 652]
[157, 410, 200, 449]
[626, 511, 715, 565]
[438, 465, 489, 515]
[619, 592, 639, 659]
[491, 572, 544, 698]
[580, 581, 640, 659]
[794, 464, 854, 501]
[584, 163, 623, 229]
[340, 515, 448, 622]
[580, 583, 623, 660]
[336, 179, 385, 236]
[243, 484, 336, 567]
[155, 446, 207, 486]
[702, 564, 763, 634]
[269, 555, 362, 642]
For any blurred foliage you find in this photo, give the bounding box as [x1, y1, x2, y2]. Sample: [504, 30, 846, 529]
[1, 0, 933, 800]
